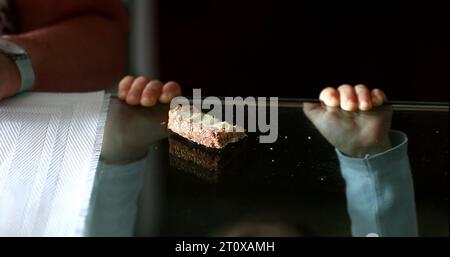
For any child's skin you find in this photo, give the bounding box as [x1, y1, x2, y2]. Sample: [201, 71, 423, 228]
[117, 78, 391, 158]
[117, 79, 386, 112]
[304, 84, 392, 158]
[319, 84, 388, 111]
[117, 76, 182, 107]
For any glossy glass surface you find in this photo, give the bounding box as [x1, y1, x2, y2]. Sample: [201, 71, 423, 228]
[84, 98, 448, 237]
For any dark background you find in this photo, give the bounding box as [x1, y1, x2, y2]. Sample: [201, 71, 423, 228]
[156, 0, 448, 101]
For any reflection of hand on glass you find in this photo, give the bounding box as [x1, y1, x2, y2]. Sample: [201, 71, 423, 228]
[101, 100, 169, 164]
[303, 84, 392, 158]
[304, 84, 418, 237]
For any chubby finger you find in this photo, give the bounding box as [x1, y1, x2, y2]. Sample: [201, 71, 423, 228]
[160, 81, 182, 104]
[355, 84, 372, 111]
[371, 88, 388, 107]
[337, 84, 358, 111]
[126, 76, 149, 106]
[141, 80, 163, 107]
[118, 76, 134, 100]
[319, 87, 340, 107]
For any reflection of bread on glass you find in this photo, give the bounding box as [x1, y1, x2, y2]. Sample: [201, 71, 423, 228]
[168, 105, 246, 149]
[168, 135, 245, 183]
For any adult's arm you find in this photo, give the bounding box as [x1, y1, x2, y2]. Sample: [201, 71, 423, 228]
[2, 0, 128, 93]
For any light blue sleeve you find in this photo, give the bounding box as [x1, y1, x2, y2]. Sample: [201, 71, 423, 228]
[84, 159, 146, 237]
[336, 130, 419, 237]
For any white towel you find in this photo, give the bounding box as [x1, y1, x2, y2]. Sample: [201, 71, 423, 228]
[0, 91, 110, 237]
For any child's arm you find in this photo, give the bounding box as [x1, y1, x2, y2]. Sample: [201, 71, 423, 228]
[337, 130, 418, 237]
[304, 85, 418, 236]
[117, 76, 182, 107]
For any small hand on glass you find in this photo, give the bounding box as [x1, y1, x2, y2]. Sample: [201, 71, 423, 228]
[303, 84, 392, 158]
[118, 76, 182, 107]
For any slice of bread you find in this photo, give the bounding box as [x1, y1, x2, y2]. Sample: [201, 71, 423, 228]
[168, 104, 246, 149]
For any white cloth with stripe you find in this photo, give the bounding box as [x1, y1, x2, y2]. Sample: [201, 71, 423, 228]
[0, 91, 109, 236]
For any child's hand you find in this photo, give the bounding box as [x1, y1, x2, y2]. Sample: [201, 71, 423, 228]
[303, 85, 392, 158]
[118, 76, 182, 107]
[318, 84, 388, 111]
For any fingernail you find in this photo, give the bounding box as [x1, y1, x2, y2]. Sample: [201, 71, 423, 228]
[141, 96, 156, 107]
[344, 100, 356, 111]
[160, 93, 172, 103]
[360, 101, 372, 111]
[127, 95, 139, 105]
[329, 97, 339, 107]
[372, 96, 382, 106]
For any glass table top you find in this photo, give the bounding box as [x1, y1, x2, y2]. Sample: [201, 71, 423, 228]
[83, 97, 448, 237]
